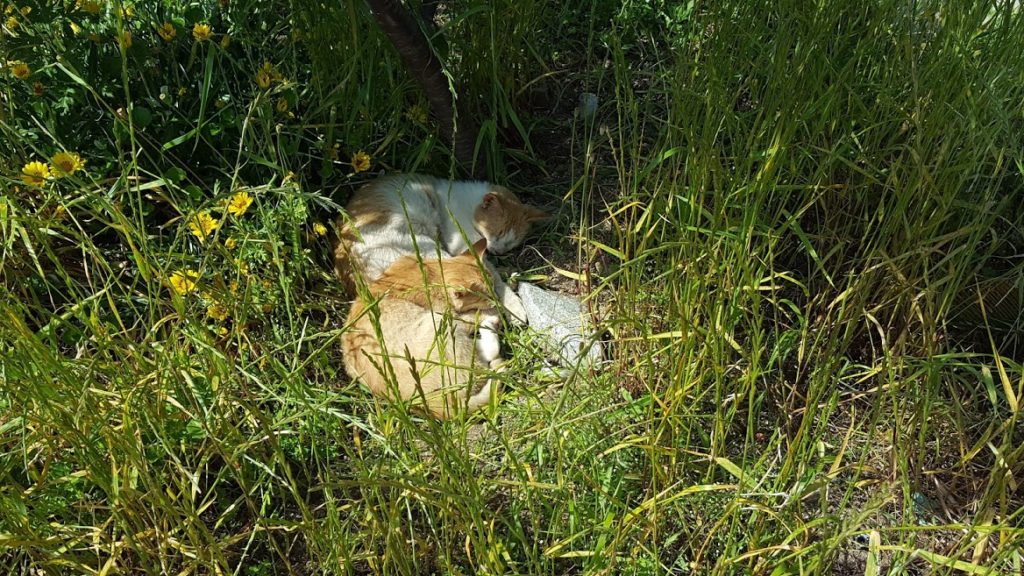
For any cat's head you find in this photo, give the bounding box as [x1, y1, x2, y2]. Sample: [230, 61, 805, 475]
[473, 185, 548, 255]
[441, 238, 494, 311]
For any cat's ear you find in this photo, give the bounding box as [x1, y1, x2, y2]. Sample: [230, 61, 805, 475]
[463, 237, 488, 257]
[481, 193, 500, 211]
[525, 206, 549, 222]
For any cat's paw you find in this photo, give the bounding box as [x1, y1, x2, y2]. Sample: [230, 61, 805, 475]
[500, 290, 529, 326]
[478, 312, 501, 332]
[476, 328, 501, 363]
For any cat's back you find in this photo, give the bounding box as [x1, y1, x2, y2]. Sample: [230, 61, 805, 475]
[343, 174, 442, 235]
[336, 174, 446, 289]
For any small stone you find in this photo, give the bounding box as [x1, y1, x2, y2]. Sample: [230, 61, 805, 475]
[517, 282, 604, 369]
[578, 92, 599, 117]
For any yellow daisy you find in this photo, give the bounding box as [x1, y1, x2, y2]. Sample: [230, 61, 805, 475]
[119, 4, 133, 18]
[169, 269, 199, 295]
[254, 61, 275, 89]
[275, 98, 289, 114]
[226, 191, 253, 216]
[69, 21, 82, 35]
[5, 15, 17, 30]
[224, 237, 237, 250]
[156, 22, 175, 41]
[188, 211, 219, 242]
[207, 301, 229, 321]
[192, 23, 211, 42]
[312, 222, 328, 237]
[21, 161, 50, 185]
[50, 151, 85, 177]
[76, 0, 103, 14]
[9, 60, 29, 80]
[351, 150, 371, 173]
[255, 69, 271, 89]
[406, 104, 428, 124]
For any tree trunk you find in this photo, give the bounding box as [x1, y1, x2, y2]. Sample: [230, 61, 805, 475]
[364, 0, 482, 178]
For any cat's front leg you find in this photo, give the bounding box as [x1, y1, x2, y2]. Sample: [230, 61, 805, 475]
[471, 311, 502, 362]
[479, 260, 527, 325]
[489, 274, 528, 326]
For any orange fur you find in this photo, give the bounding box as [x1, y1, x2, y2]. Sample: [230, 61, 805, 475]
[333, 174, 547, 299]
[473, 185, 549, 250]
[341, 245, 503, 419]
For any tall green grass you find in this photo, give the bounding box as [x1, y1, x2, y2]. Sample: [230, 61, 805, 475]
[2, 0, 1022, 574]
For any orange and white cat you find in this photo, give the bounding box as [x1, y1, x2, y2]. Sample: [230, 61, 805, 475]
[341, 239, 504, 419]
[335, 173, 547, 322]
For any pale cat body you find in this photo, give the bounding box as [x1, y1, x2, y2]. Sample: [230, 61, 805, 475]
[341, 243, 503, 419]
[335, 173, 546, 323]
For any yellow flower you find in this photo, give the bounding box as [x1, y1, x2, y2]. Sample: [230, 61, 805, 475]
[21, 161, 50, 186]
[224, 237, 237, 250]
[351, 150, 371, 173]
[254, 61, 275, 89]
[255, 69, 271, 90]
[228, 280, 239, 294]
[275, 98, 289, 114]
[313, 222, 328, 237]
[18, 5, 28, 15]
[69, 21, 82, 35]
[406, 104, 428, 124]
[76, 0, 103, 14]
[192, 23, 211, 42]
[169, 269, 199, 295]
[156, 22, 175, 41]
[3, 5, 11, 14]
[50, 151, 85, 177]
[226, 191, 253, 216]
[188, 211, 219, 242]
[5, 15, 17, 30]
[219, 34, 231, 49]
[119, 5, 133, 18]
[207, 301, 229, 321]
[9, 60, 29, 80]
[117, 30, 131, 49]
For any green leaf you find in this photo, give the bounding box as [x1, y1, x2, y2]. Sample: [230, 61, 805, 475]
[132, 106, 153, 128]
[163, 167, 187, 184]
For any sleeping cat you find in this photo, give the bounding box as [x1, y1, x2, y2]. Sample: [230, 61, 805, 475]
[341, 239, 503, 419]
[334, 173, 547, 323]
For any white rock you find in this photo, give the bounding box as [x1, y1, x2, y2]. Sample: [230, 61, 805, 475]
[578, 92, 599, 117]
[517, 282, 603, 369]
